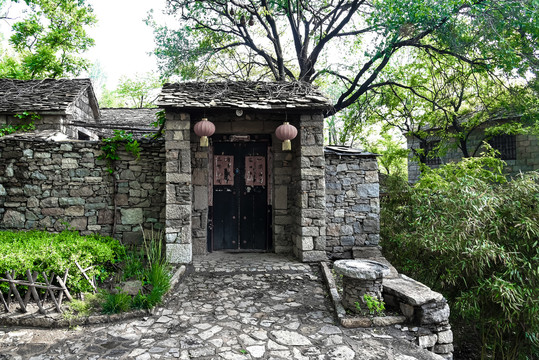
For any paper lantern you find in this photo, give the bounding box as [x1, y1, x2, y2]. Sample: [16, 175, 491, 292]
[275, 122, 298, 151]
[193, 118, 215, 147]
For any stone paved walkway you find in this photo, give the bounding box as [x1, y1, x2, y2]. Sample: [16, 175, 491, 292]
[0, 253, 442, 359]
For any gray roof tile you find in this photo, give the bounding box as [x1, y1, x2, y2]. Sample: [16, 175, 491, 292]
[0, 78, 96, 115]
[157, 81, 332, 111]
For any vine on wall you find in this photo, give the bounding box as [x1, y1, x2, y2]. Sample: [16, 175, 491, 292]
[98, 130, 140, 174]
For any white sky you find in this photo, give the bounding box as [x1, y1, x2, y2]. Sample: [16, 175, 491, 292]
[84, 0, 167, 89]
[0, 0, 168, 90]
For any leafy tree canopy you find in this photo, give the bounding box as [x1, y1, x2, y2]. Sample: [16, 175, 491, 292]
[98, 73, 162, 109]
[148, 0, 539, 116]
[0, 0, 96, 79]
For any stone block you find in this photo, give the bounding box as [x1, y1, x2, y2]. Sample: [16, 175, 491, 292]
[301, 237, 314, 251]
[400, 303, 415, 320]
[167, 173, 191, 184]
[27, 196, 39, 208]
[59, 197, 85, 206]
[420, 303, 450, 325]
[98, 209, 114, 225]
[418, 334, 438, 348]
[41, 197, 59, 208]
[42, 208, 65, 216]
[69, 217, 87, 230]
[166, 204, 191, 221]
[437, 330, 453, 344]
[433, 343, 454, 354]
[70, 186, 94, 197]
[193, 186, 207, 210]
[121, 208, 143, 225]
[302, 227, 319, 237]
[23, 185, 41, 196]
[61, 158, 78, 169]
[357, 183, 379, 198]
[300, 250, 327, 262]
[274, 186, 288, 210]
[383, 275, 444, 306]
[65, 206, 84, 216]
[166, 243, 192, 264]
[3, 210, 25, 228]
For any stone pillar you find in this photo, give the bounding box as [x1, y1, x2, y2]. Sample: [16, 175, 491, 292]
[164, 111, 193, 263]
[295, 114, 327, 262]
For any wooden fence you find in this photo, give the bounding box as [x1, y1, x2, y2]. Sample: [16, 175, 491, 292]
[0, 269, 72, 314]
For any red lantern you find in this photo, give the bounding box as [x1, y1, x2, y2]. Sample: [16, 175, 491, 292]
[275, 122, 298, 151]
[194, 118, 215, 147]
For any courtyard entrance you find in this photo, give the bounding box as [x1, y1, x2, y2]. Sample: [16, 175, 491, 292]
[210, 138, 271, 251]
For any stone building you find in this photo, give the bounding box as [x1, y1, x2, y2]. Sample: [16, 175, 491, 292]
[0, 78, 101, 140]
[0, 79, 382, 264]
[407, 125, 539, 183]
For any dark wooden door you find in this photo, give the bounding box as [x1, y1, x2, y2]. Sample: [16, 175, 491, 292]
[212, 142, 268, 251]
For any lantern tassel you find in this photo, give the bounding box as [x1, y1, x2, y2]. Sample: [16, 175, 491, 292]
[282, 139, 291, 151]
[200, 136, 209, 147]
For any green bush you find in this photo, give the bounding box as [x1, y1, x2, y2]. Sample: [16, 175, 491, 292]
[0, 230, 125, 294]
[381, 155, 539, 359]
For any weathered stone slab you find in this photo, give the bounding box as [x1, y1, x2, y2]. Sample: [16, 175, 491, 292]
[383, 275, 444, 306]
[334, 259, 390, 280]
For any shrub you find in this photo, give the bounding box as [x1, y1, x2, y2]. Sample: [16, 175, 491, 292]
[102, 291, 132, 314]
[381, 155, 539, 359]
[0, 230, 125, 294]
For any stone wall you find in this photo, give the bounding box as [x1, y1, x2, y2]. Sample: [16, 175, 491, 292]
[408, 130, 539, 183]
[383, 275, 453, 359]
[65, 90, 99, 140]
[325, 151, 380, 259]
[293, 114, 327, 262]
[0, 135, 165, 244]
[164, 111, 193, 263]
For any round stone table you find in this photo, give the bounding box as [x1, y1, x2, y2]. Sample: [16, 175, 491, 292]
[334, 259, 390, 314]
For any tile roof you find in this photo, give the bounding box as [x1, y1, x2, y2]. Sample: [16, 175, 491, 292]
[157, 81, 332, 111]
[0, 78, 97, 115]
[325, 145, 379, 157]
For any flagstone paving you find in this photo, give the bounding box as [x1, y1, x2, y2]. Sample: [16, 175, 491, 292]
[0, 253, 443, 359]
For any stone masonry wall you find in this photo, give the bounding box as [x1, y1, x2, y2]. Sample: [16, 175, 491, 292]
[164, 111, 193, 263]
[0, 136, 165, 244]
[325, 153, 380, 259]
[293, 114, 327, 262]
[408, 131, 539, 183]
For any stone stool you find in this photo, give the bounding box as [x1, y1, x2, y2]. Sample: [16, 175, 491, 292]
[334, 259, 390, 314]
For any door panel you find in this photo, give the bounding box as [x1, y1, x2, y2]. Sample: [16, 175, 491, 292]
[212, 142, 268, 251]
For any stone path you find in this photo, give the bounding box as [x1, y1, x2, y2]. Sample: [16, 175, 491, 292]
[0, 253, 443, 359]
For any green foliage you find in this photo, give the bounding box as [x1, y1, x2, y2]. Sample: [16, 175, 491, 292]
[98, 130, 141, 174]
[98, 73, 162, 109]
[355, 294, 386, 316]
[102, 291, 132, 314]
[148, 109, 166, 140]
[0, 0, 96, 79]
[63, 292, 104, 321]
[381, 156, 539, 359]
[120, 229, 171, 311]
[0, 230, 125, 294]
[0, 112, 39, 137]
[150, 0, 539, 117]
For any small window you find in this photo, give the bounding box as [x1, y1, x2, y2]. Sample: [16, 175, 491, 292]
[421, 140, 441, 165]
[488, 135, 516, 160]
[78, 131, 91, 140]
